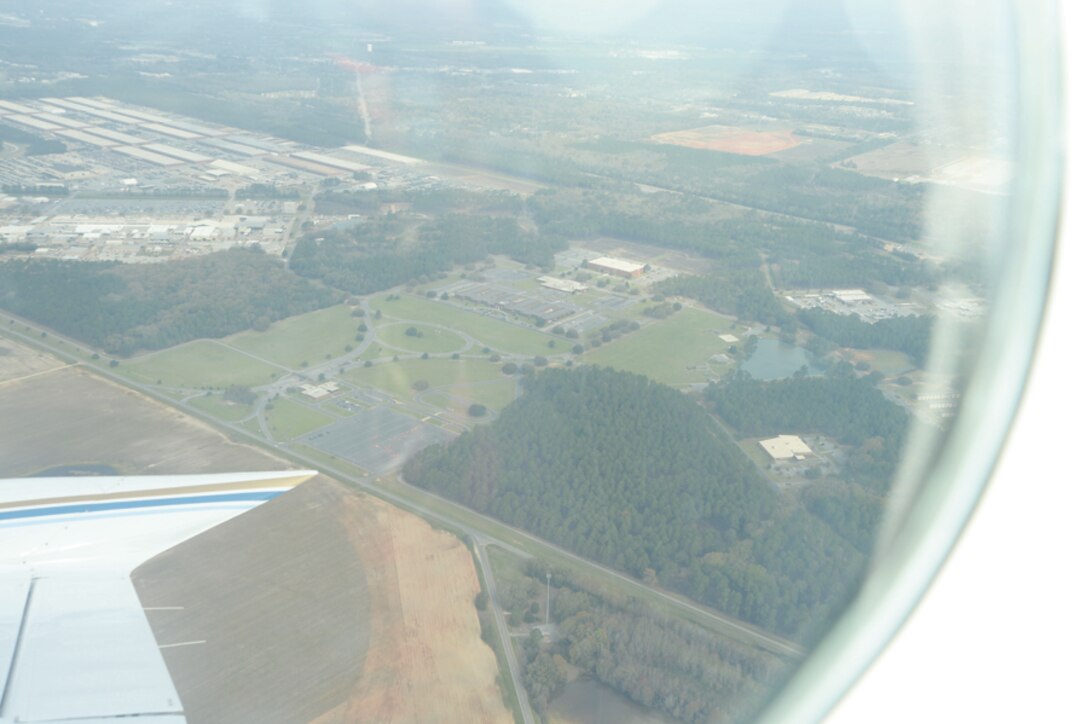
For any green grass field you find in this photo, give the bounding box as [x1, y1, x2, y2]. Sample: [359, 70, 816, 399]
[370, 295, 569, 357]
[265, 399, 335, 441]
[738, 437, 775, 471]
[849, 348, 914, 375]
[226, 305, 358, 369]
[375, 322, 466, 354]
[344, 357, 511, 406]
[121, 341, 282, 388]
[421, 377, 517, 413]
[583, 307, 733, 385]
[188, 394, 253, 422]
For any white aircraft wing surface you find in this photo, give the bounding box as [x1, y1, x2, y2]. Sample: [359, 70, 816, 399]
[0, 470, 315, 723]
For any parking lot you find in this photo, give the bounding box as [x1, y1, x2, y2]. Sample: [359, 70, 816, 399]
[302, 406, 453, 473]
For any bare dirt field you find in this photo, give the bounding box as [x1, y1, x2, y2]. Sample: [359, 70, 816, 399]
[311, 494, 510, 724]
[651, 125, 801, 156]
[135, 479, 371, 724]
[768, 136, 853, 162]
[841, 140, 937, 178]
[0, 365, 282, 477]
[0, 338, 68, 385]
[842, 141, 1012, 193]
[0, 350, 508, 723]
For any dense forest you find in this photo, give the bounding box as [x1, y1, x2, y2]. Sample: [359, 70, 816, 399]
[528, 188, 931, 291]
[433, 133, 925, 243]
[0, 121, 68, 155]
[489, 556, 783, 724]
[0, 249, 337, 355]
[655, 273, 793, 328]
[796, 308, 933, 365]
[706, 373, 909, 493]
[291, 212, 564, 293]
[406, 367, 866, 637]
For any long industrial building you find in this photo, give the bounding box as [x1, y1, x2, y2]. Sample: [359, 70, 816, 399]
[588, 256, 646, 278]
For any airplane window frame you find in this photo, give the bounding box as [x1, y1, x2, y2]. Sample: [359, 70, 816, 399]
[751, 1, 1064, 720]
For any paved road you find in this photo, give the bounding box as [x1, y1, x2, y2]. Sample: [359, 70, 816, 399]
[476, 540, 535, 724]
[2, 311, 809, 661]
[0, 311, 804, 660]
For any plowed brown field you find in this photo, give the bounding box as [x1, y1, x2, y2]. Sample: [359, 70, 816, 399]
[0, 339, 507, 723]
[651, 125, 801, 156]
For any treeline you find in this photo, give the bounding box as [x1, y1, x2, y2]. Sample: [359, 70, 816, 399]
[2, 183, 69, 196]
[291, 213, 564, 293]
[0, 121, 67, 155]
[315, 186, 522, 216]
[528, 188, 929, 291]
[655, 273, 791, 328]
[0, 249, 337, 355]
[706, 373, 909, 492]
[553, 585, 777, 723]
[406, 367, 866, 637]
[236, 183, 301, 199]
[405, 132, 604, 187]
[498, 555, 782, 723]
[796, 308, 932, 365]
[437, 126, 923, 241]
[775, 247, 932, 289]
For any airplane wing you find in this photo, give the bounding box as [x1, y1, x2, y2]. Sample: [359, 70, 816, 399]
[0, 470, 315, 723]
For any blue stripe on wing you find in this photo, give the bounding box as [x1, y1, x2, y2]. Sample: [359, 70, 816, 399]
[0, 490, 283, 522]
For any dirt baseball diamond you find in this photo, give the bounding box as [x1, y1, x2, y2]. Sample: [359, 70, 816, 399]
[651, 125, 802, 156]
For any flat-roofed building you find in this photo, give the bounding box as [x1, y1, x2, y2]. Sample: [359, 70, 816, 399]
[832, 288, 872, 303]
[538, 276, 588, 293]
[587, 256, 645, 278]
[301, 381, 340, 399]
[758, 434, 813, 461]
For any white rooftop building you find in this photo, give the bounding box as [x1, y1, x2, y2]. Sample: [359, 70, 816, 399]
[300, 381, 340, 399]
[832, 289, 873, 303]
[538, 276, 587, 293]
[759, 434, 814, 461]
[587, 256, 645, 278]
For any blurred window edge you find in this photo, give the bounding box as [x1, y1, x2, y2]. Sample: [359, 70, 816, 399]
[751, 1, 1064, 721]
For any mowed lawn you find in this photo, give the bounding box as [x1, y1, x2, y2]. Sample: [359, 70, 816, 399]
[121, 340, 282, 388]
[188, 394, 253, 422]
[226, 305, 358, 369]
[584, 307, 734, 385]
[370, 295, 569, 357]
[266, 399, 335, 441]
[375, 322, 466, 354]
[344, 357, 513, 406]
[848, 348, 914, 375]
[422, 378, 517, 413]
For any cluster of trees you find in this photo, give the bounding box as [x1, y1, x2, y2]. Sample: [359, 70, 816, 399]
[515, 559, 780, 723]
[796, 309, 933, 365]
[0, 122, 67, 155]
[561, 607, 771, 723]
[775, 247, 932, 289]
[0, 242, 37, 255]
[585, 318, 640, 347]
[0, 249, 338, 355]
[406, 367, 868, 637]
[2, 183, 68, 196]
[223, 385, 257, 405]
[530, 186, 928, 299]
[236, 184, 301, 199]
[642, 301, 679, 319]
[655, 273, 792, 328]
[706, 373, 909, 493]
[315, 186, 522, 216]
[291, 212, 565, 294]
